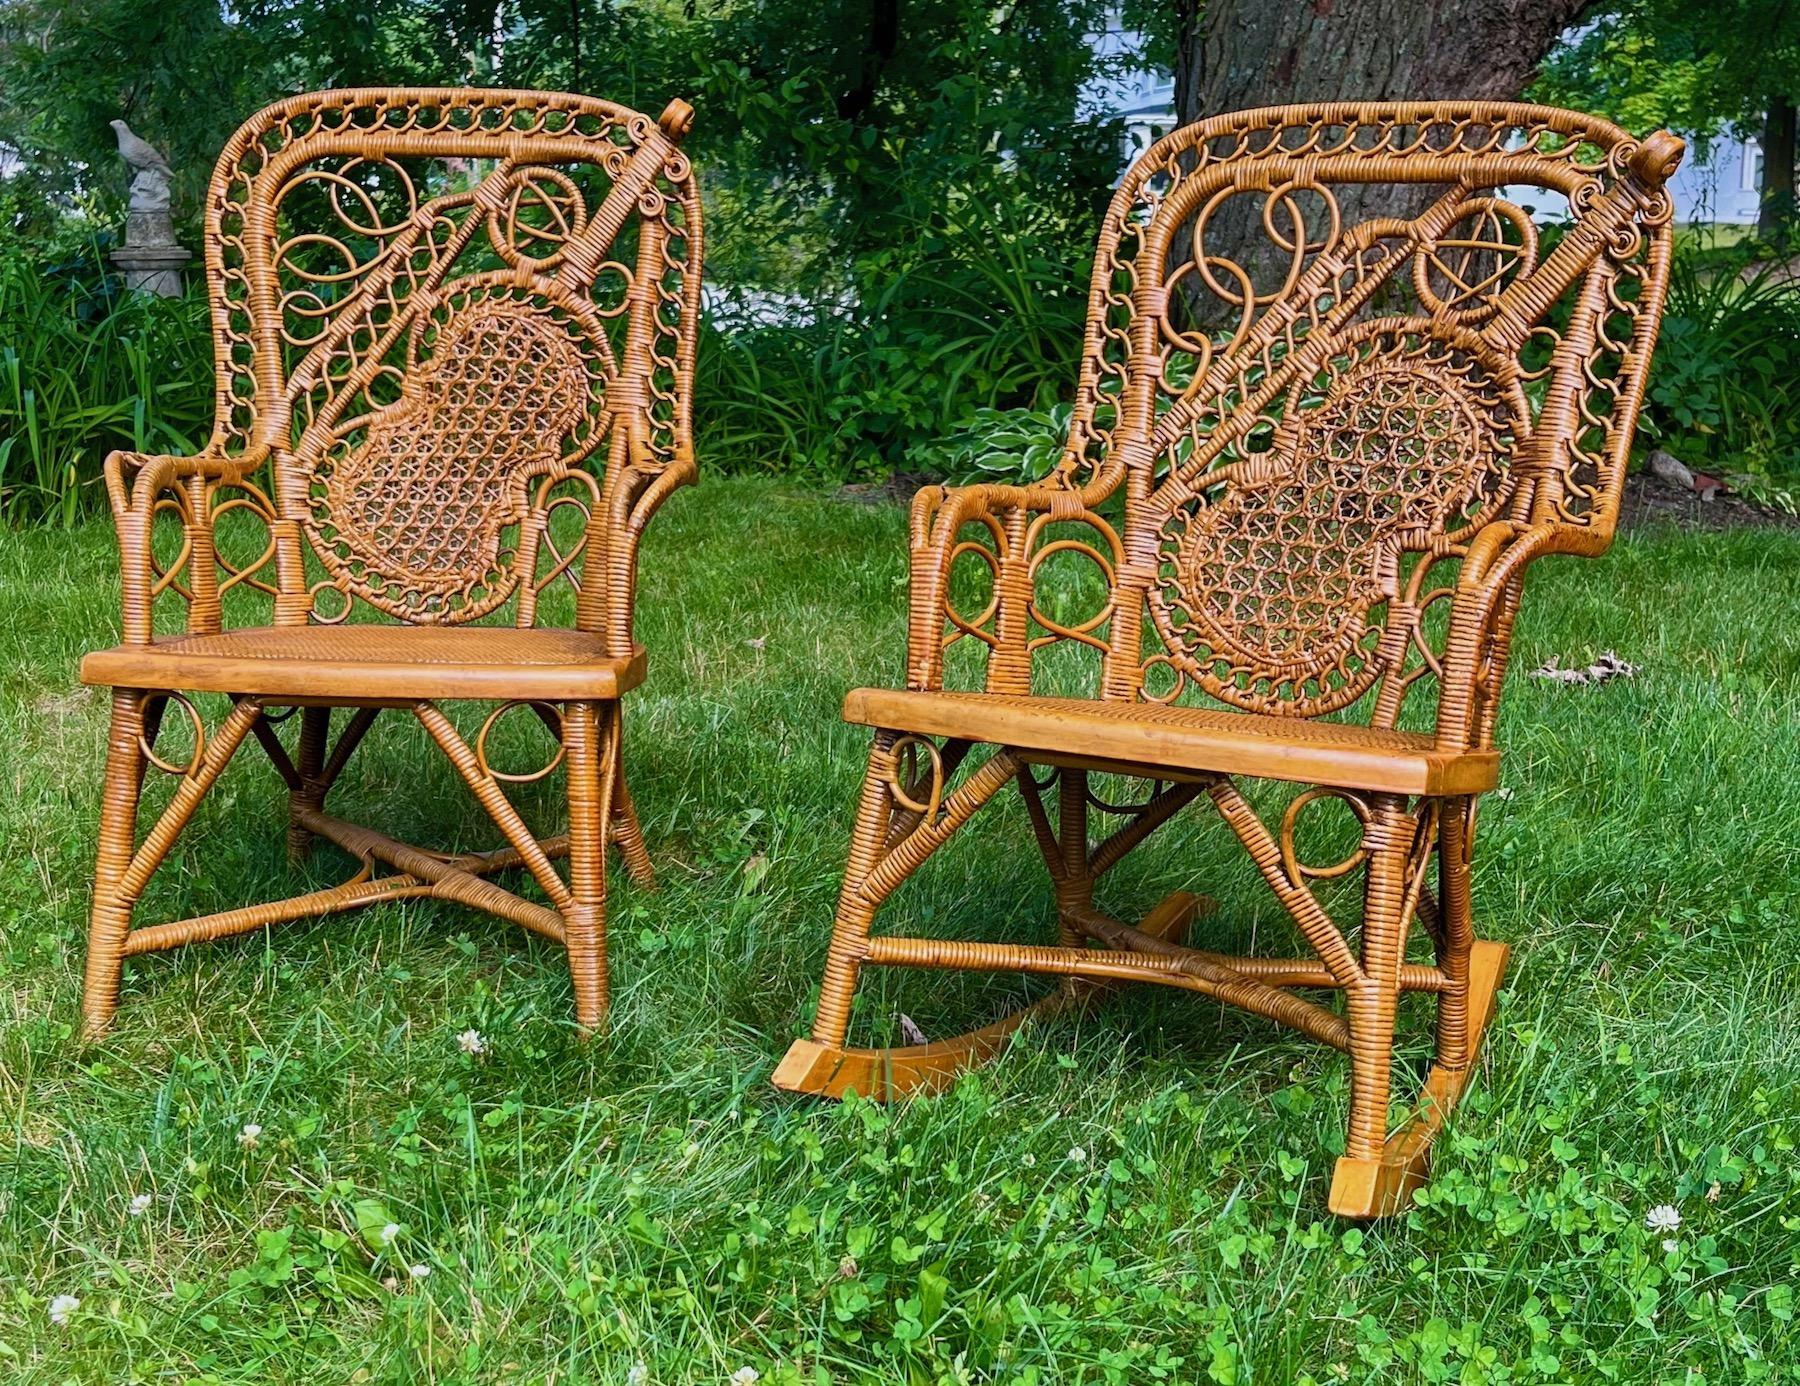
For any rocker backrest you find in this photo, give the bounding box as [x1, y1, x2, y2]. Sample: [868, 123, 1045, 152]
[1052, 104, 1678, 722]
[202, 88, 701, 632]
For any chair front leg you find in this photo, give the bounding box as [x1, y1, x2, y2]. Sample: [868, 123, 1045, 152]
[778, 734, 1132, 1101]
[1339, 796, 1417, 1172]
[563, 701, 618, 1035]
[1330, 794, 1508, 1217]
[84, 691, 151, 1039]
[84, 693, 262, 1039]
[809, 732, 902, 1049]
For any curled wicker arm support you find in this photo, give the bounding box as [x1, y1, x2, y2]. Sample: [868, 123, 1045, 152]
[1434, 519, 1611, 751]
[577, 447, 698, 653]
[104, 447, 270, 643]
[905, 480, 1115, 694]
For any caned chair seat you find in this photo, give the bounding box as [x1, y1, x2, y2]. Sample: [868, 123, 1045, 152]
[82, 627, 646, 702]
[841, 689, 1498, 796]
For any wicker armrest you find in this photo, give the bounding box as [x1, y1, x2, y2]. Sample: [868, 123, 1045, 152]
[104, 447, 271, 643]
[903, 480, 1104, 693]
[1434, 519, 1612, 750]
[103, 447, 267, 514]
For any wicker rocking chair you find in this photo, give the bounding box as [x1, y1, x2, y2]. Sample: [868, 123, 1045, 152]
[78, 89, 701, 1037]
[775, 103, 1682, 1216]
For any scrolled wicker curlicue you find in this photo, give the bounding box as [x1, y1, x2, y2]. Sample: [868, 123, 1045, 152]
[78, 88, 701, 1038]
[773, 103, 1683, 1218]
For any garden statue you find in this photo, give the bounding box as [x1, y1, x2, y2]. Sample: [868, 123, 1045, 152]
[108, 119, 189, 296]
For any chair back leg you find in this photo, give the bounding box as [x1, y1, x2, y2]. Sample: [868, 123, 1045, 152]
[609, 762, 655, 888]
[287, 706, 331, 863]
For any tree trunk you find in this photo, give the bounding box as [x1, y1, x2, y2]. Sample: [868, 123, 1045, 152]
[1166, 0, 1595, 322]
[1758, 98, 1797, 245]
[1175, 0, 1597, 127]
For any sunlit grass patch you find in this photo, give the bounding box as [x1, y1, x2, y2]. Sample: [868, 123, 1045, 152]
[1, 479, 1797, 1382]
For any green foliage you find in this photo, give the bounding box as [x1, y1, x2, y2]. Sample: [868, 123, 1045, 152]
[0, 0, 1125, 501]
[0, 252, 210, 526]
[0, 0, 276, 221]
[918, 402, 1073, 486]
[1533, 0, 1800, 140]
[1643, 250, 1800, 478]
[3, 481, 1800, 1379]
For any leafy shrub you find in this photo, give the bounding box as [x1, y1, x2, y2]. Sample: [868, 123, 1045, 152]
[1643, 251, 1800, 478]
[698, 193, 1091, 480]
[0, 251, 211, 526]
[913, 403, 1072, 486]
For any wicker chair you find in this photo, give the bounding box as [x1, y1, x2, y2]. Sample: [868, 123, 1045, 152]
[774, 103, 1682, 1216]
[78, 89, 701, 1038]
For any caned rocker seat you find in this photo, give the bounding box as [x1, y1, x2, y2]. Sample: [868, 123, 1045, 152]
[777, 103, 1684, 1220]
[83, 628, 647, 702]
[843, 689, 1499, 797]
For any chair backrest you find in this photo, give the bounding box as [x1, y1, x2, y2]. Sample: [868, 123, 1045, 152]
[1040, 103, 1678, 725]
[202, 88, 701, 638]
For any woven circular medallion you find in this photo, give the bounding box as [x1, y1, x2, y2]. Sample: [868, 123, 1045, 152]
[1151, 325, 1516, 713]
[309, 285, 603, 622]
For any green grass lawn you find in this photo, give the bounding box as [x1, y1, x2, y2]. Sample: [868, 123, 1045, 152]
[2, 477, 1798, 1384]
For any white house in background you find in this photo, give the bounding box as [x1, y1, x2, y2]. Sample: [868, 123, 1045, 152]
[1082, 17, 1176, 161]
[1662, 135, 1763, 224]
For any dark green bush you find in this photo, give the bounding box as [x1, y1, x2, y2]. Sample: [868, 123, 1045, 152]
[1641, 249, 1800, 480]
[11, 214, 1794, 526]
[0, 247, 211, 526]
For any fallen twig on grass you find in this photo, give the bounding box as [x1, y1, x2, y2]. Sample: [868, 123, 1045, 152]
[1529, 651, 1641, 686]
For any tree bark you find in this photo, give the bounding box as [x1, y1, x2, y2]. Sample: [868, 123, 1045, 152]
[1166, 0, 1596, 322]
[1175, 0, 1598, 128]
[836, 0, 900, 126]
[1758, 97, 1797, 244]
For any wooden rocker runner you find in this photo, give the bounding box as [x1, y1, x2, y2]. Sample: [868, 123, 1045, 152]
[79, 88, 701, 1037]
[775, 103, 1682, 1216]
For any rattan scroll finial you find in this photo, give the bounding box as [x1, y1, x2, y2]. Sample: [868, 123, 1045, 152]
[1628, 130, 1686, 186]
[658, 99, 695, 142]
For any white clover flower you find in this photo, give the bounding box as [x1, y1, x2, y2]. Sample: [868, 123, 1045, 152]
[128, 1193, 152, 1218]
[457, 1028, 487, 1056]
[1021, 1152, 1036, 1168]
[237, 1122, 263, 1149]
[48, 1294, 80, 1326]
[1661, 1237, 1680, 1254]
[729, 1369, 760, 1386]
[1645, 1204, 1681, 1233]
[627, 1364, 649, 1386]
[1066, 1146, 1087, 1164]
[408, 1263, 431, 1279]
[379, 1223, 401, 1246]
